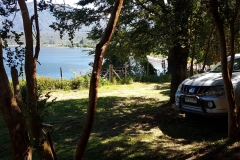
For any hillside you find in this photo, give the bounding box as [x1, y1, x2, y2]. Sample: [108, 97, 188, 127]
[1, 2, 91, 32]
[1, 2, 94, 47]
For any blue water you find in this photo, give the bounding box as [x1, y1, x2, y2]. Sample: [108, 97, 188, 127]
[3, 47, 94, 79]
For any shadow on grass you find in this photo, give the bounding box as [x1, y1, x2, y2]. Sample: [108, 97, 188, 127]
[155, 102, 228, 142]
[43, 94, 232, 160]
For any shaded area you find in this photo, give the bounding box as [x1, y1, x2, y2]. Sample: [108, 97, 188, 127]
[1, 85, 239, 159]
[44, 95, 231, 160]
[0, 116, 11, 160]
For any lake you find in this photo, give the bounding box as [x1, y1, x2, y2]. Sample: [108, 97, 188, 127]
[3, 47, 94, 79]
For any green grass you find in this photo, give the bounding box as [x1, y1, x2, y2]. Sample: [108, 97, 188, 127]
[1, 82, 240, 159]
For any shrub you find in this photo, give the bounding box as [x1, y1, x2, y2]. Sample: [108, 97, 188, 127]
[57, 79, 71, 90]
[83, 75, 90, 88]
[132, 74, 171, 83]
[70, 76, 85, 89]
[37, 77, 56, 90]
[120, 76, 134, 84]
[99, 77, 111, 86]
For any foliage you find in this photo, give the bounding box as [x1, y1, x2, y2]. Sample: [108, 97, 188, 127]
[133, 74, 171, 83]
[37, 76, 91, 90]
[13, 74, 172, 93]
[120, 76, 134, 84]
[49, 0, 227, 105]
[70, 75, 90, 89]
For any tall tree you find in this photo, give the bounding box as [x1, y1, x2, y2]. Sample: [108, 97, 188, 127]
[0, 34, 32, 160]
[0, 0, 55, 159]
[209, 0, 240, 139]
[0, 1, 33, 159]
[28, 0, 228, 106]
[17, 0, 54, 158]
[74, 0, 124, 159]
[168, 0, 192, 102]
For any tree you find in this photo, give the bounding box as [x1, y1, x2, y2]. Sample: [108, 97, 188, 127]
[74, 1, 123, 159]
[0, 1, 32, 159]
[18, 0, 54, 158]
[209, 0, 240, 139]
[51, 0, 193, 98]
[0, 0, 55, 159]
[0, 35, 32, 160]
[1, 0, 124, 159]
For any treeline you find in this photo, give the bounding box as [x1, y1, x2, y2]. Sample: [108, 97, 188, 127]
[7, 31, 97, 48]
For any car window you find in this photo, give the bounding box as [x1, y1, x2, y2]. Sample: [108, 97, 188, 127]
[233, 58, 240, 71]
[211, 57, 240, 72]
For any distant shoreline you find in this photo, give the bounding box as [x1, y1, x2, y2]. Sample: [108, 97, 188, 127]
[7, 44, 94, 50]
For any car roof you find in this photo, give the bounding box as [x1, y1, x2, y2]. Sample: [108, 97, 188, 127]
[227, 54, 240, 59]
[234, 54, 240, 57]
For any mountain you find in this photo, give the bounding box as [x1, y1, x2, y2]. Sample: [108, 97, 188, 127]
[0, 2, 94, 46]
[0, 2, 91, 32]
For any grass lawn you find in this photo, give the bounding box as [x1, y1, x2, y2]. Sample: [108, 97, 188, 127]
[1, 82, 240, 159]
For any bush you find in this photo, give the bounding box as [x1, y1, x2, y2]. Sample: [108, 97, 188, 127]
[37, 77, 56, 90]
[120, 76, 134, 84]
[70, 76, 85, 89]
[58, 79, 71, 90]
[132, 74, 171, 83]
[11, 74, 171, 92]
[99, 77, 111, 86]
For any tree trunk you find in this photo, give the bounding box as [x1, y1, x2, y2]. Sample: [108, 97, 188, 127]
[74, 0, 124, 159]
[169, 0, 190, 103]
[0, 36, 32, 159]
[170, 44, 189, 103]
[190, 46, 195, 76]
[201, 27, 214, 72]
[11, 67, 25, 112]
[209, 0, 239, 139]
[167, 49, 172, 74]
[17, 0, 54, 158]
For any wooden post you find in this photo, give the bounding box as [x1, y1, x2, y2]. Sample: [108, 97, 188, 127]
[109, 64, 113, 82]
[60, 67, 62, 80]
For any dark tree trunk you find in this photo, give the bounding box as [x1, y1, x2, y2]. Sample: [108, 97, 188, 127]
[74, 0, 124, 159]
[201, 27, 214, 73]
[169, 0, 190, 103]
[170, 44, 189, 103]
[0, 36, 32, 159]
[190, 46, 195, 76]
[11, 67, 24, 110]
[209, 0, 240, 139]
[167, 49, 173, 74]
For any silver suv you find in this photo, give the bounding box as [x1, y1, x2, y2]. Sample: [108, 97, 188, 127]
[175, 54, 240, 116]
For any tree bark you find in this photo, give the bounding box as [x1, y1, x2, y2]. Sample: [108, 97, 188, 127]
[209, 0, 239, 139]
[17, 0, 54, 159]
[0, 36, 32, 159]
[74, 0, 124, 159]
[190, 46, 195, 76]
[169, 0, 190, 103]
[228, 1, 239, 78]
[11, 67, 24, 111]
[170, 44, 189, 103]
[201, 26, 214, 73]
